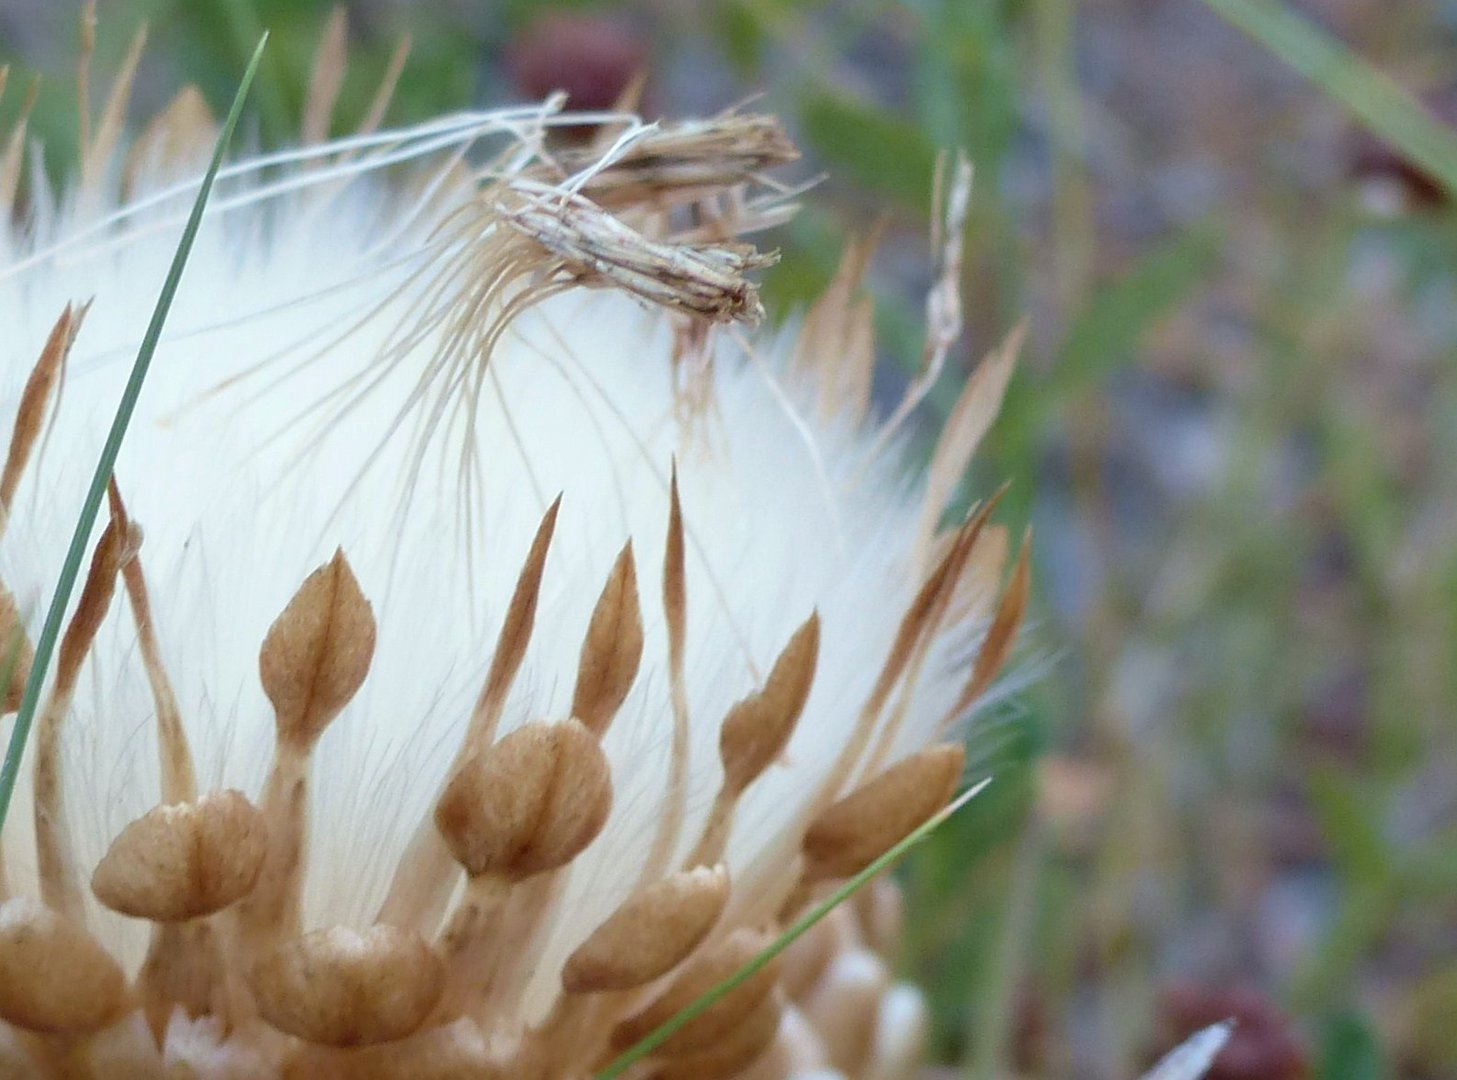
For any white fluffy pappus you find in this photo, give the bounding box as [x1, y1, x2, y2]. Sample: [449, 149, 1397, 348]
[0, 90, 1026, 1080]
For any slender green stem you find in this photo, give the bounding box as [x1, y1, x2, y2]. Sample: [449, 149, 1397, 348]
[0, 34, 268, 833]
[1201, 0, 1457, 197]
[594, 778, 992, 1080]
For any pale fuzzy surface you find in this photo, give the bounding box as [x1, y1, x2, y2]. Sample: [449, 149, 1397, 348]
[0, 143, 965, 1018]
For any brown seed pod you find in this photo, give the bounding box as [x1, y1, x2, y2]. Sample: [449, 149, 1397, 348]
[0, 897, 126, 1034]
[91, 789, 266, 921]
[562, 864, 728, 994]
[252, 925, 445, 1047]
[434, 719, 612, 880]
[802, 744, 964, 884]
[613, 927, 781, 1056]
[259, 550, 376, 746]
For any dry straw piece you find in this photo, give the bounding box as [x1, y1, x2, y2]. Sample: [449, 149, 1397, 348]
[0, 14, 1032, 1080]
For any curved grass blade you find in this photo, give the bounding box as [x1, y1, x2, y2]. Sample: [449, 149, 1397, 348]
[1200, 0, 1457, 198]
[594, 777, 992, 1080]
[0, 34, 270, 832]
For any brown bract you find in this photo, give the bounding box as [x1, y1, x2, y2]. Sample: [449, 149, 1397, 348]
[434, 719, 613, 880]
[91, 789, 266, 921]
[252, 925, 445, 1047]
[259, 550, 377, 747]
[562, 865, 729, 993]
[0, 898, 126, 1034]
[802, 744, 966, 884]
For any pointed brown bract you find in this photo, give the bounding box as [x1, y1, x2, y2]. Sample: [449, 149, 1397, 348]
[466, 496, 561, 753]
[917, 320, 1025, 555]
[111, 481, 199, 803]
[801, 743, 965, 886]
[80, 24, 147, 197]
[792, 230, 881, 423]
[571, 541, 643, 737]
[941, 528, 1032, 729]
[377, 498, 563, 936]
[2, 303, 89, 522]
[639, 469, 691, 882]
[241, 551, 376, 955]
[0, 73, 37, 216]
[124, 85, 215, 192]
[720, 612, 820, 796]
[562, 865, 728, 994]
[259, 549, 377, 747]
[612, 927, 782, 1056]
[34, 517, 128, 924]
[0, 587, 32, 715]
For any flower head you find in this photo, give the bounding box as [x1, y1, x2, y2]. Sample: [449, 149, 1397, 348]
[0, 31, 1025, 1080]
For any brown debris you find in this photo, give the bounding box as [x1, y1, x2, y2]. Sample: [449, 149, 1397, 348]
[501, 182, 777, 325]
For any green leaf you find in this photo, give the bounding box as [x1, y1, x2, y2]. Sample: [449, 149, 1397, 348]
[0, 35, 268, 833]
[1200, 0, 1457, 198]
[800, 90, 939, 213]
[1053, 224, 1221, 399]
[1318, 1009, 1387, 1080]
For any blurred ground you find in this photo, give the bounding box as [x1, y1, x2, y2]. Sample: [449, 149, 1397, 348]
[3, 1, 1456, 1077]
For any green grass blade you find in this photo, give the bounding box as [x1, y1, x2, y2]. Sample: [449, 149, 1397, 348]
[1200, 0, 1457, 197]
[594, 778, 992, 1080]
[0, 34, 269, 833]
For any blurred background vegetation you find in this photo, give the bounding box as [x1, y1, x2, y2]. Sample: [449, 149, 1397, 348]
[3, 0, 1456, 1077]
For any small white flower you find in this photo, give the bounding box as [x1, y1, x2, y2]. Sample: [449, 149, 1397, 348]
[0, 42, 1024, 1080]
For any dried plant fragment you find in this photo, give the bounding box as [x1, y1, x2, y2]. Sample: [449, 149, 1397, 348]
[501, 182, 777, 325]
[560, 111, 800, 210]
